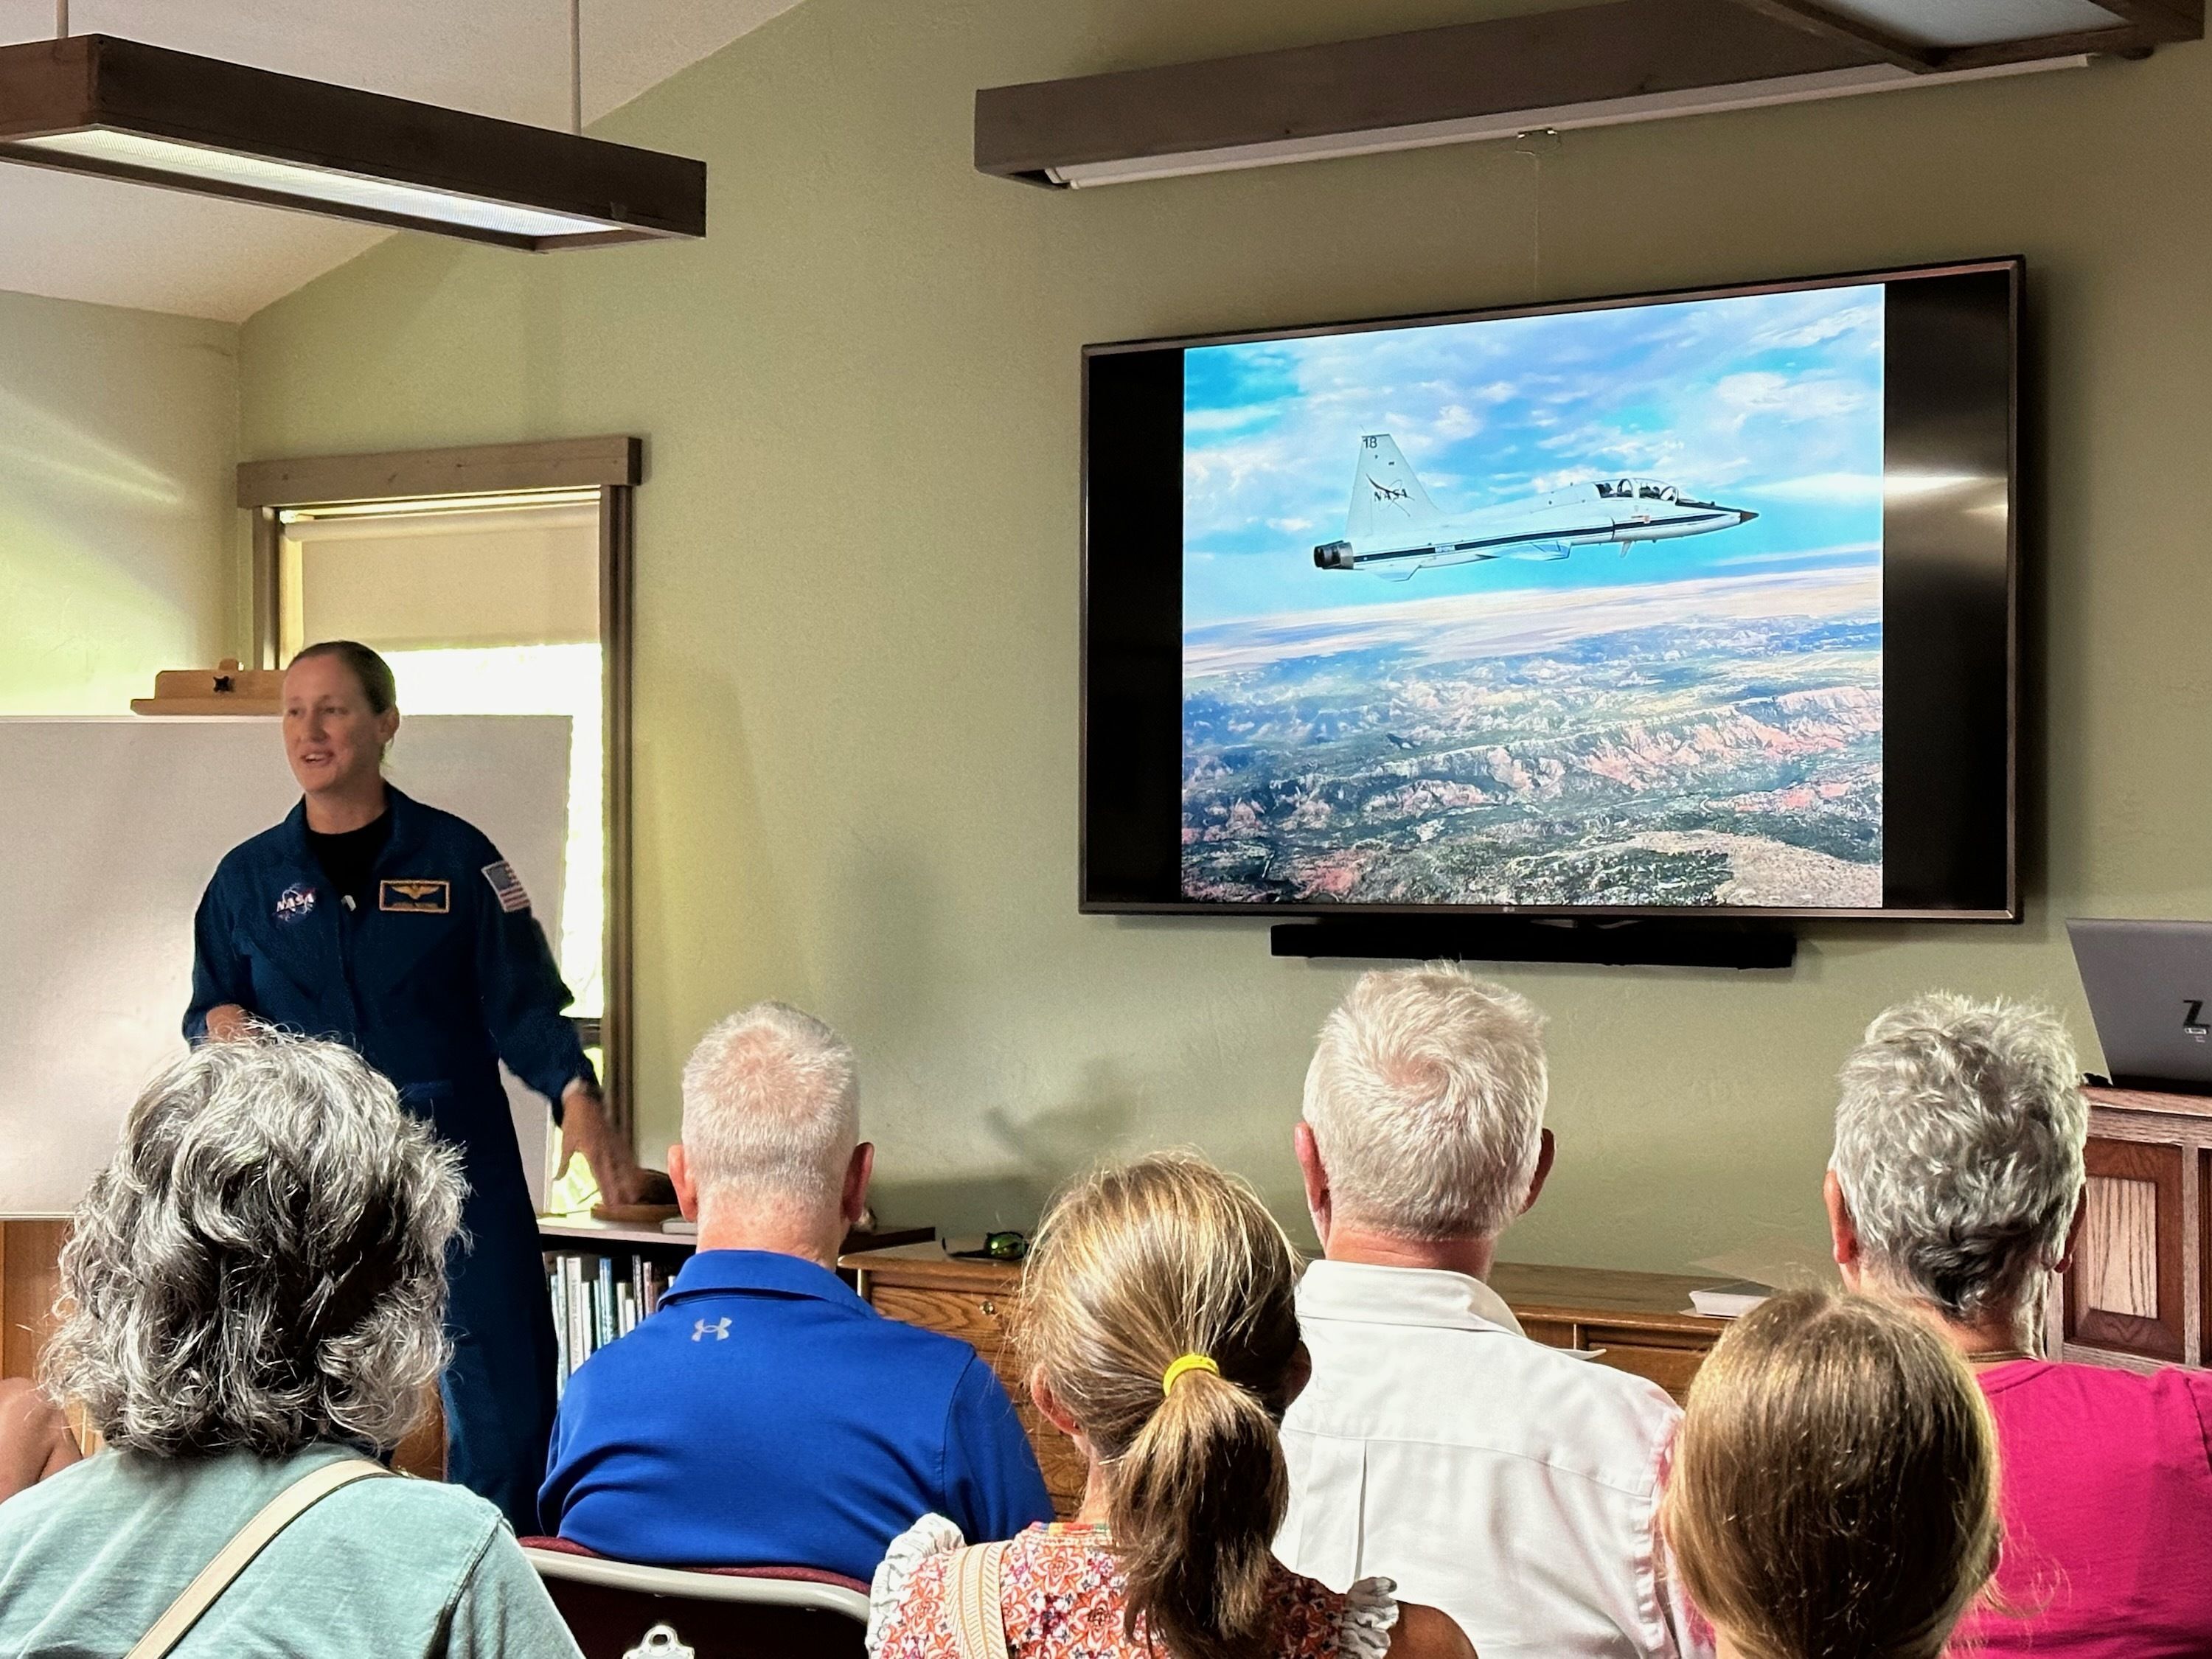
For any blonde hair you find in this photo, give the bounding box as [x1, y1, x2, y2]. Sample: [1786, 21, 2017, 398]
[1665, 1287, 2001, 1659]
[1018, 1152, 1303, 1659]
[1302, 964, 1546, 1239]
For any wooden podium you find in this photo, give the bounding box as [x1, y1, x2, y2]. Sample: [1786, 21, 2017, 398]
[2049, 1086, 2212, 1371]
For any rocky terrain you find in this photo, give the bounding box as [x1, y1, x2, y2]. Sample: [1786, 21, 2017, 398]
[1181, 601, 1883, 909]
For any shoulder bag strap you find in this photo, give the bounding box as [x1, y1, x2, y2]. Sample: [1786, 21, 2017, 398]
[125, 1457, 394, 1659]
[947, 1540, 1015, 1659]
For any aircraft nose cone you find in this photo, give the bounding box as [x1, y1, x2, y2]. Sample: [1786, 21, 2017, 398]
[1738, 509, 1758, 524]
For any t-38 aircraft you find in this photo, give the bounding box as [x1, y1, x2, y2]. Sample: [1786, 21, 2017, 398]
[1312, 433, 1756, 580]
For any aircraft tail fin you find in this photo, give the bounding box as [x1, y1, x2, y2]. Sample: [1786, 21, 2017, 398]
[1346, 434, 1441, 543]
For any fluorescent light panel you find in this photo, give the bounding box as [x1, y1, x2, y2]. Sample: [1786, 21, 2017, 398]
[1815, 0, 2124, 48]
[10, 128, 630, 237]
[1046, 55, 2090, 187]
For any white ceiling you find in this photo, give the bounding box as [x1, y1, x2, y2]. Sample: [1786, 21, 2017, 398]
[0, 0, 806, 322]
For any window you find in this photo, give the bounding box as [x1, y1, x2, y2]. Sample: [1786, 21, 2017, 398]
[240, 438, 640, 1169]
[276, 495, 607, 1020]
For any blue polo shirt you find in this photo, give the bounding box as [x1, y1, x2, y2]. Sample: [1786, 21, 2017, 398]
[539, 1251, 1053, 1579]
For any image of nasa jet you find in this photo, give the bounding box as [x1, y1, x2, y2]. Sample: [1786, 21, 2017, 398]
[1312, 433, 1756, 580]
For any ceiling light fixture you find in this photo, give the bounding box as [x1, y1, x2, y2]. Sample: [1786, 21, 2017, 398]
[1037, 58, 2085, 188]
[0, 27, 704, 249]
[976, 0, 2182, 192]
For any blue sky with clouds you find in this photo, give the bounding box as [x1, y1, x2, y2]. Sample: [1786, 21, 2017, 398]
[1182, 285, 1885, 626]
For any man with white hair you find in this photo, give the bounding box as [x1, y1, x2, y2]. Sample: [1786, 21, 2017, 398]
[1826, 994, 2212, 1655]
[540, 1003, 1051, 1577]
[1276, 965, 1705, 1659]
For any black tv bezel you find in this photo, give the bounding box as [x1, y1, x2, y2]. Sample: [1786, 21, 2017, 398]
[1080, 257, 2022, 925]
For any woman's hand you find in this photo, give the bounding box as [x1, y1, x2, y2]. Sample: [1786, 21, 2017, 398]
[204, 1004, 252, 1040]
[558, 1081, 650, 1207]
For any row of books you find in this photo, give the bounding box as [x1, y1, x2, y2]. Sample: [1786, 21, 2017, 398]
[546, 1251, 675, 1391]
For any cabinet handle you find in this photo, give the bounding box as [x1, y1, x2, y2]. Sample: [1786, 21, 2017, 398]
[981, 1299, 998, 1316]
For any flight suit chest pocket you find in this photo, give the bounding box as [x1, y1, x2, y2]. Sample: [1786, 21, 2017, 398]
[364, 879, 470, 992]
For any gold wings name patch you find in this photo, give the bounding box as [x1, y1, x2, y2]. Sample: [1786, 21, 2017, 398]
[379, 878, 451, 914]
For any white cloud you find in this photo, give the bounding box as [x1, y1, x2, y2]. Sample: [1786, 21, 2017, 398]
[1714, 372, 1869, 425]
[1433, 404, 1480, 439]
[1712, 540, 1882, 567]
[1267, 516, 1315, 533]
[1752, 472, 1884, 504]
[1753, 303, 1880, 349]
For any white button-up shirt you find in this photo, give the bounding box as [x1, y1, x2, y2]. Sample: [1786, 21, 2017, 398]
[1278, 1259, 1707, 1659]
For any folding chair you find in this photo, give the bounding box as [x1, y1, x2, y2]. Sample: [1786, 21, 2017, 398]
[521, 1537, 872, 1659]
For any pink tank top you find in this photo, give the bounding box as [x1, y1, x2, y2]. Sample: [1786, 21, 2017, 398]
[1955, 1360, 2212, 1657]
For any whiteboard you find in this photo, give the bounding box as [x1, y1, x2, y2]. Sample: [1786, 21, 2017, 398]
[0, 716, 572, 1215]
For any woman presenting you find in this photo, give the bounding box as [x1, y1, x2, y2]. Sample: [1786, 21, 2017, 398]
[187, 639, 641, 1529]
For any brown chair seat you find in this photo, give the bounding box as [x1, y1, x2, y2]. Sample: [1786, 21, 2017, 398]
[520, 1537, 872, 1659]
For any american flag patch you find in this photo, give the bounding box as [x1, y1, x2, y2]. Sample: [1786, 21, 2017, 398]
[481, 860, 531, 914]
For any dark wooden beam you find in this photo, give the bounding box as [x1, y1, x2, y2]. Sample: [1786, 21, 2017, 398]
[1722, 0, 1940, 71]
[0, 35, 704, 248]
[237, 437, 643, 509]
[976, 0, 1893, 184]
[2083, 0, 2202, 41]
[1938, 25, 2159, 70]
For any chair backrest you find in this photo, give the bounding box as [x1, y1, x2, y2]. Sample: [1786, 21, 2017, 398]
[520, 1539, 872, 1659]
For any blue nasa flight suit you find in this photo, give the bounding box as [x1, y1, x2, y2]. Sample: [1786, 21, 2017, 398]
[187, 785, 588, 1531]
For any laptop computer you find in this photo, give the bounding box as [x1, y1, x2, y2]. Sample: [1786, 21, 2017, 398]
[2067, 918, 2212, 1093]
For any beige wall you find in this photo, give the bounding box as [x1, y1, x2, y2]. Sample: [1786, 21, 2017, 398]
[0, 288, 238, 714]
[236, 1, 2212, 1270]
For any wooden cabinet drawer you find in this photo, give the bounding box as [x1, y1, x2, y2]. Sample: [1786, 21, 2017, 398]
[1586, 1341, 1707, 1402]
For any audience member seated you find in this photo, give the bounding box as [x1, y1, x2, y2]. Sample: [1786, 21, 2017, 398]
[1826, 994, 2212, 1655]
[0, 1377, 80, 1504]
[869, 1152, 1473, 1659]
[1665, 1286, 2000, 1659]
[543, 1002, 1051, 1579]
[0, 1032, 583, 1657]
[1275, 965, 1703, 1659]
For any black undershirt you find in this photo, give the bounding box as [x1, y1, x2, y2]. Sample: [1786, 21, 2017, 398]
[306, 811, 392, 914]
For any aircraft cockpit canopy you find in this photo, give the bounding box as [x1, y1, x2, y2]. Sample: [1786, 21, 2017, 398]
[1597, 476, 1684, 503]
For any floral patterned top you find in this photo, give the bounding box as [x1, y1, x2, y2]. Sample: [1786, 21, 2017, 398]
[869, 1514, 1399, 1659]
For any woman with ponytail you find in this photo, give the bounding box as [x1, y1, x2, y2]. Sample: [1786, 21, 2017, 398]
[867, 1152, 1473, 1659]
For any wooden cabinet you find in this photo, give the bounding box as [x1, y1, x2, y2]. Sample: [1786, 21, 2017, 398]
[0, 1217, 69, 1384]
[844, 1244, 1730, 1516]
[842, 1246, 1089, 1514]
[2051, 1087, 2212, 1371]
[1486, 1262, 1730, 1400]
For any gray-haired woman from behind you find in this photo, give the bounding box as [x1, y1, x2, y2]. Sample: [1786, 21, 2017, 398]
[0, 1032, 582, 1658]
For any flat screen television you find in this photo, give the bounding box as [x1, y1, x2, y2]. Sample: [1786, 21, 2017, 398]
[1082, 259, 2018, 925]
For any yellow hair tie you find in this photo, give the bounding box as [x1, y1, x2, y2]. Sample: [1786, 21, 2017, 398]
[1161, 1353, 1220, 1396]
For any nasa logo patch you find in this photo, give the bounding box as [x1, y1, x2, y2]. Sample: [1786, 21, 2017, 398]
[274, 883, 317, 923]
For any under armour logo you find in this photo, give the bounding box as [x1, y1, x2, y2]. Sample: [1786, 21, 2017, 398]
[692, 1318, 731, 1342]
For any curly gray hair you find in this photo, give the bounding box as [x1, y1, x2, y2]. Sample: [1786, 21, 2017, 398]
[43, 1031, 463, 1456]
[1832, 994, 2086, 1332]
[1303, 965, 1548, 1240]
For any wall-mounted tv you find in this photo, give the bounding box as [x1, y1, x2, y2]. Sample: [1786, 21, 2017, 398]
[1082, 259, 2018, 924]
